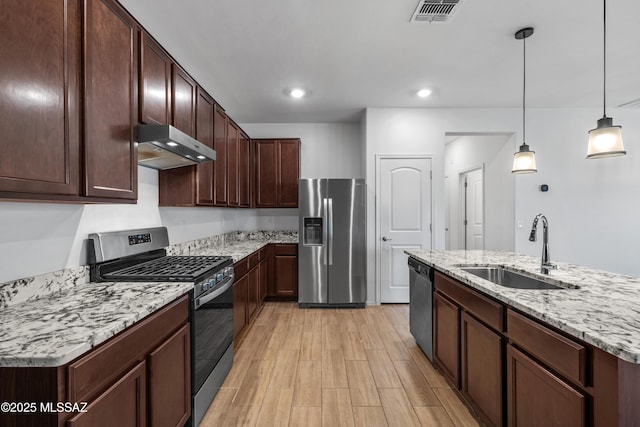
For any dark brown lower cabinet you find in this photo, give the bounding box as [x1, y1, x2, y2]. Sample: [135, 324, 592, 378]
[248, 265, 259, 322]
[507, 345, 585, 427]
[233, 273, 248, 339]
[66, 361, 147, 427]
[148, 323, 191, 427]
[433, 292, 460, 388]
[259, 258, 268, 303]
[0, 296, 189, 427]
[270, 244, 298, 299]
[461, 312, 503, 427]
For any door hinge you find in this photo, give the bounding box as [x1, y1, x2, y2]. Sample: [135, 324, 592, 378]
[430, 170, 432, 180]
[464, 219, 468, 226]
[429, 224, 432, 232]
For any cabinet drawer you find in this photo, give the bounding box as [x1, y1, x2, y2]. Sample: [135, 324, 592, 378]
[234, 258, 248, 278]
[67, 296, 188, 402]
[507, 309, 586, 386]
[435, 271, 504, 332]
[248, 251, 259, 269]
[274, 244, 297, 256]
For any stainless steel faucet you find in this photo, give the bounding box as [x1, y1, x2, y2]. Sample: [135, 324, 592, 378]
[529, 214, 557, 274]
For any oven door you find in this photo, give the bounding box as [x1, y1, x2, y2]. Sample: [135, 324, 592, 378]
[192, 277, 234, 394]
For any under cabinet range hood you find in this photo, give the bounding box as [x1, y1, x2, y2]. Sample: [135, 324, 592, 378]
[136, 124, 216, 170]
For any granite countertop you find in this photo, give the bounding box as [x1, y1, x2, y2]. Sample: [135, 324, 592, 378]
[0, 231, 298, 368]
[0, 281, 193, 367]
[406, 249, 640, 364]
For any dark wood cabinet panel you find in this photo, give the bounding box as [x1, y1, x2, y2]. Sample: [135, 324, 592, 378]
[273, 244, 298, 299]
[171, 65, 196, 137]
[195, 88, 214, 206]
[507, 344, 586, 427]
[259, 259, 268, 304]
[278, 139, 300, 207]
[213, 106, 228, 206]
[239, 132, 251, 207]
[255, 139, 301, 208]
[433, 292, 460, 388]
[233, 273, 248, 339]
[255, 140, 278, 207]
[139, 32, 172, 125]
[227, 121, 240, 207]
[66, 361, 146, 427]
[148, 323, 191, 427]
[0, 0, 81, 196]
[461, 312, 503, 427]
[248, 266, 259, 322]
[83, 0, 138, 200]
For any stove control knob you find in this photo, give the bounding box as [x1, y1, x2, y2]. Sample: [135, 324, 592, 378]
[202, 282, 208, 291]
[209, 278, 216, 287]
[217, 273, 224, 282]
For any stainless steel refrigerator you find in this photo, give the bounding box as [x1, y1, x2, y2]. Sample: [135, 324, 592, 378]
[298, 178, 366, 307]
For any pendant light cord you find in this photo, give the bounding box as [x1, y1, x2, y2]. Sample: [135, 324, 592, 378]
[603, 0, 607, 117]
[523, 34, 526, 143]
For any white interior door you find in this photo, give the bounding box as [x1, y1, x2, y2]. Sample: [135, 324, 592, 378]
[464, 168, 484, 249]
[378, 157, 432, 303]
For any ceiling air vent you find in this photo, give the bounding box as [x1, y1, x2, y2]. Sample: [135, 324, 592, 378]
[410, 0, 463, 23]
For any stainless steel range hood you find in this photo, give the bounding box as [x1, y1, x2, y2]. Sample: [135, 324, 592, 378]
[137, 124, 216, 170]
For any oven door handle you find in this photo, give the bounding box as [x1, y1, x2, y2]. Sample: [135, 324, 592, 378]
[194, 276, 234, 309]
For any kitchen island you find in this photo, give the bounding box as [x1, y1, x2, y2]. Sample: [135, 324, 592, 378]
[406, 249, 640, 427]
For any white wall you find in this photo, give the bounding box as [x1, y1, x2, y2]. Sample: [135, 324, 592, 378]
[445, 134, 515, 251]
[240, 122, 363, 178]
[365, 107, 640, 303]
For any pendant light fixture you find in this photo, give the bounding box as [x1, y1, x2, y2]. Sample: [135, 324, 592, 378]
[512, 27, 537, 174]
[586, 0, 626, 158]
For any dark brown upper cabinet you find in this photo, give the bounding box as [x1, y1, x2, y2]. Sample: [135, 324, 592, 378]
[195, 88, 214, 206]
[0, 0, 81, 197]
[171, 65, 196, 137]
[213, 106, 228, 206]
[227, 121, 240, 207]
[239, 132, 251, 208]
[254, 139, 301, 208]
[139, 31, 172, 125]
[83, 0, 138, 200]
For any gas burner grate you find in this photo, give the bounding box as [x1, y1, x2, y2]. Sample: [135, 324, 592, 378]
[103, 256, 229, 281]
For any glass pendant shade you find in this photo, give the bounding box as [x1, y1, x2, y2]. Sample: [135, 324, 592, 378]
[587, 116, 625, 158]
[512, 144, 537, 173]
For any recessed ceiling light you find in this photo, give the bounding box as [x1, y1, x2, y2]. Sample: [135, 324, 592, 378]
[289, 88, 306, 98]
[417, 88, 432, 98]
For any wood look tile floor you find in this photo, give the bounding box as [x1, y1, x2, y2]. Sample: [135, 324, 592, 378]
[200, 302, 480, 427]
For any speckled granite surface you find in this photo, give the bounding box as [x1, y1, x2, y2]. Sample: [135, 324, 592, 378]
[0, 281, 193, 367]
[406, 249, 640, 364]
[0, 230, 297, 367]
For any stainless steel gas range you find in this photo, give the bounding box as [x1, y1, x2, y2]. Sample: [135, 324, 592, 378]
[88, 227, 233, 427]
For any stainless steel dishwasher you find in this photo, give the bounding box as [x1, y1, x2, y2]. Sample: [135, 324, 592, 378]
[408, 257, 434, 361]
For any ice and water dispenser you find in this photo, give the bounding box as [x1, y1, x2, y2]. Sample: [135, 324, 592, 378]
[303, 218, 323, 246]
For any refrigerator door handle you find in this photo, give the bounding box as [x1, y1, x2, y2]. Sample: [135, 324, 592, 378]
[327, 198, 334, 265]
[323, 198, 328, 265]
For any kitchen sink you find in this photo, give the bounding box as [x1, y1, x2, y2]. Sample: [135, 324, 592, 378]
[459, 266, 578, 290]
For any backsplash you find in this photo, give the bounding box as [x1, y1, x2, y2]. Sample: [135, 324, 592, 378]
[0, 230, 297, 309]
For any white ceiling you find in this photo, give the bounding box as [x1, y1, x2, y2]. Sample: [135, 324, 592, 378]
[119, 0, 640, 123]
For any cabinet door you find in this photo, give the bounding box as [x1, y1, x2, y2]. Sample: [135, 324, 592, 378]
[195, 88, 214, 206]
[461, 312, 503, 427]
[259, 259, 268, 303]
[434, 292, 460, 387]
[507, 345, 586, 427]
[227, 121, 240, 206]
[139, 32, 171, 125]
[66, 361, 146, 427]
[255, 140, 278, 207]
[171, 65, 196, 137]
[248, 265, 259, 322]
[213, 106, 228, 206]
[0, 0, 81, 196]
[148, 323, 191, 427]
[233, 274, 248, 339]
[239, 132, 251, 207]
[274, 253, 298, 298]
[278, 139, 300, 207]
[84, 0, 137, 200]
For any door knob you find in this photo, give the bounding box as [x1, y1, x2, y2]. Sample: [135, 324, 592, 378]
[382, 236, 392, 241]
